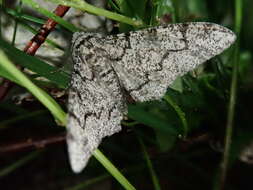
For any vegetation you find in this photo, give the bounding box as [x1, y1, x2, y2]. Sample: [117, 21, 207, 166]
[0, 0, 252, 189]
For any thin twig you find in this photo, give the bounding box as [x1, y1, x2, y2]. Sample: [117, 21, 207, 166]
[0, 133, 66, 153]
[23, 5, 70, 55]
[0, 5, 70, 101]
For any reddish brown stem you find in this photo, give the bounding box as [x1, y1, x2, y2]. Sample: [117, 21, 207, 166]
[0, 5, 70, 101]
[23, 5, 70, 55]
[0, 133, 66, 153]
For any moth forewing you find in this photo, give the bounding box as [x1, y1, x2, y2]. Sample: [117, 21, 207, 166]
[67, 22, 236, 173]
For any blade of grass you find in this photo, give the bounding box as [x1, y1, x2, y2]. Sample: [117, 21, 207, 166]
[138, 137, 161, 190]
[5, 7, 49, 25]
[121, 120, 139, 127]
[11, 1, 22, 45]
[215, 0, 242, 189]
[0, 0, 4, 37]
[66, 164, 144, 190]
[0, 151, 42, 177]
[108, 0, 122, 13]
[21, 0, 79, 32]
[0, 39, 70, 88]
[46, 0, 144, 27]
[171, 0, 179, 22]
[0, 64, 21, 85]
[163, 94, 188, 137]
[3, 7, 65, 51]
[93, 149, 137, 190]
[0, 50, 67, 125]
[67, 173, 110, 190]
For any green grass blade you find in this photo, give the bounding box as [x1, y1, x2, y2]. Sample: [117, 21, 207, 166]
[46, 0, 144, 27]
[66, 164, 144, 190]
[0, 39, 70, 88]
[2, 7, 65, 51]
[0, 151, 41, 177]
[21, 0, 79, 32]
[93, 149, 137, 190]
[0, 64, 21, 85]
[66, 173, 110, 190]
[214, 0, 242, 189]
[163, 94, 188, 137]
[138, 137, 161, 190]
[11, 1, 22, 45]
[0, 50, 67, 125]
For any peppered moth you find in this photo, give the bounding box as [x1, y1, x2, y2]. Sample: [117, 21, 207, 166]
[67, 22, 236, 173]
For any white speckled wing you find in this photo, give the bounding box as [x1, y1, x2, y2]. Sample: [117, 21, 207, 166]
[109, 23, 236, 101]
[67, 32, 127, 172]
[67, 22, 236, 173]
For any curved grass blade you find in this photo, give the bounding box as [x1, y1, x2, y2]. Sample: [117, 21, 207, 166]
[0, 39, 70, 88]
[0, 50, 67, 125]
[21, 0, 79, 32]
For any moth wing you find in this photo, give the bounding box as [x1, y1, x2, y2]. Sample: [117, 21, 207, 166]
[67, 23, 236, 172]
[67, 35, 127, 173]
[108, 22, 236, 101]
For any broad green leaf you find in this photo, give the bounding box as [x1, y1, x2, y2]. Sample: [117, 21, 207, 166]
[128, 103, 180, 135]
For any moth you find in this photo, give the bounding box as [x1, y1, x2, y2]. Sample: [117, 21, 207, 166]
[67, 22, 236, 173]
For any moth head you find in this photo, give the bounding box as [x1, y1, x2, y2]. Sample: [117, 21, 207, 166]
[71, 32, 106, 80]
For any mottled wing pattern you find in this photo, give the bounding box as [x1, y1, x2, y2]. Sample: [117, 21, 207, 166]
[67, 22, 236, 173]
[102, 22, 236, 101]
[67, 33, 127, 173]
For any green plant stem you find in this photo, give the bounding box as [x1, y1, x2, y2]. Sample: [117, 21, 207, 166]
[5, 7, 49, 25]
[67, 173, 110, 190]
[0, 0, 3, 37]
[21, 0, 79, 32]
[163, 94, 188, 137]
[67, 164, 144, 190]
[218, 0, 242, 189]
[108, 0, 122, 13]
[11, 1, 22, 45]
[121, 120, 139, 127]
[93, 149, 137, 190]
[46, 0, 144, 27]
[171, 0, 179, 22]
[0, 50, 67, 125]
[138, 137, 161, 190]
[4, 8, 64, 50]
